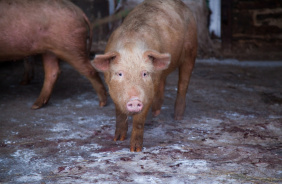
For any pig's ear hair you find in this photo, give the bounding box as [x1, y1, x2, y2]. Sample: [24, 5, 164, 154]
[91, 52, 119, 72]
[144, 50, 171, 71]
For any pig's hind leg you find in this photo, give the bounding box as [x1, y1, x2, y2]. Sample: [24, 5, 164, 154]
[174, 53, 195, 120]
[66, 57, 107, 107]
[32, 52, 60, 109]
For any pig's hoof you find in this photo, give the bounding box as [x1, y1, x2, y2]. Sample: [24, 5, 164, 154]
[32, 98, 48, 109]
[130, 140, 143, 152]
[114, 128, 127, 141]
[174, 115, 183, 121]
[130, 146, 142, 152]
[114, 134, 126, 141]
[152, 109, 161, 117]
[99, 101, 107, 107]
[31, 104, 42, 110]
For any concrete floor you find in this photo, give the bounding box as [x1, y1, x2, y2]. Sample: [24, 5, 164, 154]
[0, 59, 281, 183]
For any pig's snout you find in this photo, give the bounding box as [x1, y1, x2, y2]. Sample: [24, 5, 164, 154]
[127, 97, 143, 113]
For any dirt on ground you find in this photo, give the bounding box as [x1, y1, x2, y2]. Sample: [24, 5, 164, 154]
[0, 58, 281, 184]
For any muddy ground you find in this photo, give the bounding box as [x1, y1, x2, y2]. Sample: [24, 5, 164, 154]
[0, 59, 281, 184]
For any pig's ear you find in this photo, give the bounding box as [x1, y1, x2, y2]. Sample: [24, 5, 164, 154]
[144, 50, 171, 71]
[91, 52, 119, 72]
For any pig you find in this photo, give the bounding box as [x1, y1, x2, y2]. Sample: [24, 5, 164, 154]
[92, 0, 197, 152]
[0, 0, 107, 109]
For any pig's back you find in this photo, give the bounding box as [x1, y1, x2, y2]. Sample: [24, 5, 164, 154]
[123, 0, 190, 30]
[107, 0, 196, 56]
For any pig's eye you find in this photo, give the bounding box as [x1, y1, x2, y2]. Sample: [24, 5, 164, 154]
[110, 56, 116, 62]
[142, 71, 149, 78]
[116, 71, 123, 77]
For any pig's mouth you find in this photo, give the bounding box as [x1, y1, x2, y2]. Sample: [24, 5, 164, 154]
[126, 97, 143, 114]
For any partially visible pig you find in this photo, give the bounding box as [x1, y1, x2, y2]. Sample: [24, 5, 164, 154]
[92, 0, 197, 152]
[0, 0, 107, 109]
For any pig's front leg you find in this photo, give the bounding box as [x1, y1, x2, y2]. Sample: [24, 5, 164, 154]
[114, 107, 128, 141]
[130, 106, 150, 152]
[174, 56, 195, 120]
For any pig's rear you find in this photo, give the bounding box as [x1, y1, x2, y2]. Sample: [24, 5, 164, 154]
[0, 0, 107, 109]
[0, 0, 90, 61]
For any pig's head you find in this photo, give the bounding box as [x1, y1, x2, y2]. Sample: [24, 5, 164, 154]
[91, 43, 171, 115]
